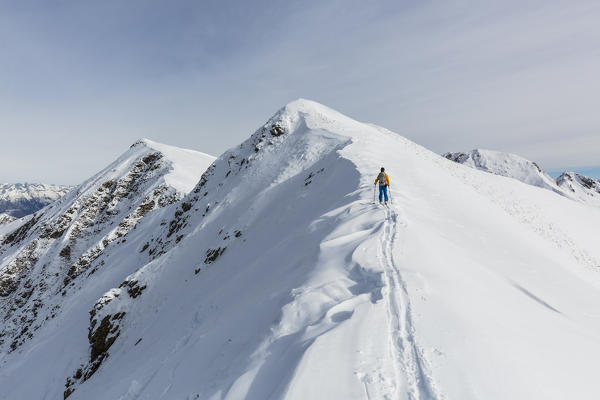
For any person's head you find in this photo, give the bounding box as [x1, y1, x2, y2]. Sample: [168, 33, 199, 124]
[380, 167, 385, 172]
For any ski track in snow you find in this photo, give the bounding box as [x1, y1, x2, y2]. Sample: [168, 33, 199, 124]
[379, 202, 441, 400]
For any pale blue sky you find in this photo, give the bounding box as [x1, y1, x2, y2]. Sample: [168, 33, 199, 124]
[1, 0, 599, 184]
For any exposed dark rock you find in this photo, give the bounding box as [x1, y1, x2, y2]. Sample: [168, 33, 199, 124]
[2, 215, 39, 246]
[135, 199, 155, 218]
[59, 245, 71, 260]
[270, 124, 285, 137]
[304, 168, 325, 186]
[579, 175, 595, 189]
[205, 247, 226, 264]
[119, 279, 147, 299]
[443, 152, 469, 163]
[142, 153, 161, 165]
[89, 315, 117, 363]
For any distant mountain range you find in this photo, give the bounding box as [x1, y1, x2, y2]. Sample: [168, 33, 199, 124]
[443, 149, 600, 207]
[0, 213, 16, 225]
[0, 183, 73, 219]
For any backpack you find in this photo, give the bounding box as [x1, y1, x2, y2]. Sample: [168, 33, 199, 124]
[378, 172, 386, 186]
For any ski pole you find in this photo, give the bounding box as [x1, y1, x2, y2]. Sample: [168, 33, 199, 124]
[373, 184, 376, 202]
[388, 186, 392, 204]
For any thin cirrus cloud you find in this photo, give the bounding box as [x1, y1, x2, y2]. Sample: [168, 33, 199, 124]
[0, 0, 599, 184]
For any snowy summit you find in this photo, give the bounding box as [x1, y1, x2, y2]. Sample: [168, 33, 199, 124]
[1, 99, 600, 400]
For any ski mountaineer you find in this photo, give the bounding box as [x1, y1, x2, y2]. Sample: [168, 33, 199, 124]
[374, 167, 390, 204]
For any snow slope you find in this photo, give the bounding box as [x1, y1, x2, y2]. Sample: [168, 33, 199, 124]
[2, 101, 600, 400]
[0, 182, 72, 218]
[443, 149, 600, 206]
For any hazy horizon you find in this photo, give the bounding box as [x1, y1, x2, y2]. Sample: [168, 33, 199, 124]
[1, 128, 599, 185]
[1, 1, 599, 184]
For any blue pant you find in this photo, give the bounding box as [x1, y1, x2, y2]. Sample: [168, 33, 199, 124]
[379, 185, 388, 202]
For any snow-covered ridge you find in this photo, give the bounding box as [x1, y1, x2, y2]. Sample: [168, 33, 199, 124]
[0, 138, 214, 358]
[442, 149, 559, 191]
[0, 182, 72, 218]
[2, 100, 600, 400]
[443, 149, 600, 206]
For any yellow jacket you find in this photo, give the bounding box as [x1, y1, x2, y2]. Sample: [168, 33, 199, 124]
[375, 173, 390, 186]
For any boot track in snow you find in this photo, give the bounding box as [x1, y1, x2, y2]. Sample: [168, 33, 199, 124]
[378, 204, 441, 400]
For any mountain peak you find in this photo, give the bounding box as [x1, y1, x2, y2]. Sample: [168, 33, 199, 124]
[129, 137, 196, 154]
[263, 98, 363, 136]
[117, 139, 216, 195]
[281, 98, 328, 113]
[3, 102, 600, 400]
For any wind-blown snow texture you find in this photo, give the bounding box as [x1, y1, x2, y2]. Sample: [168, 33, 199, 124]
[443, 149, 600, 206]
[0, 182, 72, 218]
[2, 101, 600, 400]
